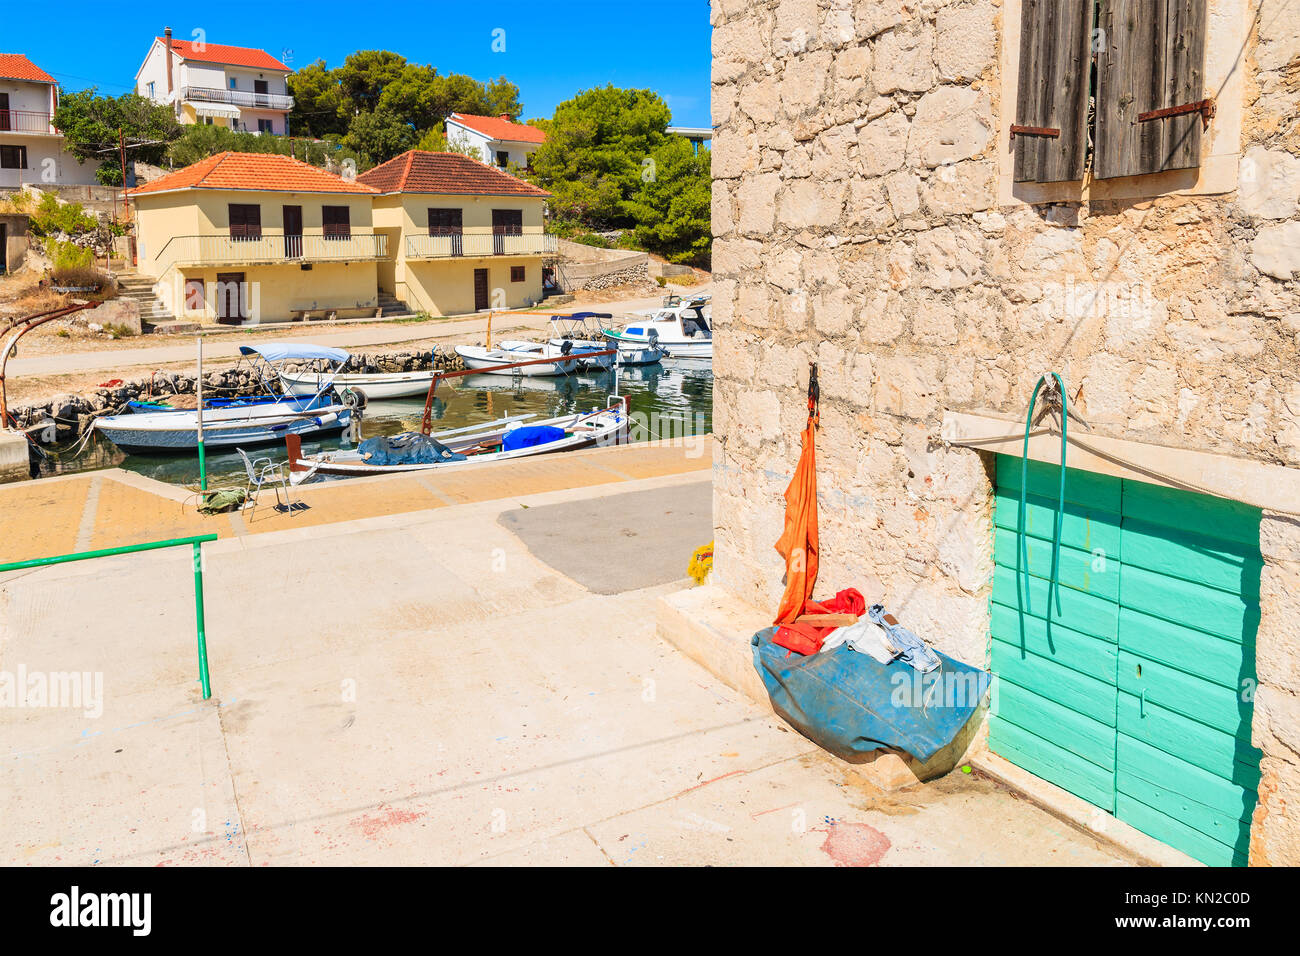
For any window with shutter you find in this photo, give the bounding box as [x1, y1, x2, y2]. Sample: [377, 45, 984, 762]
[1010, 0, 1209, 187]
[1093, 0, 1209, 180]
[322, 205, 351, 240]
[427, 208, 463, 235]
[228, 203, 261, 240]
[1012, 0, 1093, 183]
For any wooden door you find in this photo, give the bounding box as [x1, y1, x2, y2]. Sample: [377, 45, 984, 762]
[283, 205, 302, 258]
[491, 209, 522, 255]
[0, 93, 9, 131]
[216, 272, 246, 324]
[473, 268, 490, 311]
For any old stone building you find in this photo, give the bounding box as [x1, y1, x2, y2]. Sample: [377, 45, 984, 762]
[702, 0, 1299, 865]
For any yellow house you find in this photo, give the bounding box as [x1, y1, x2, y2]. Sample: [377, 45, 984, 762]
[128, 152, 384, 324]
[357, 150, 554, 316]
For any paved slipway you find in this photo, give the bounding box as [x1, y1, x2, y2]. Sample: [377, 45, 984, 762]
[0, 445, 1130, 866]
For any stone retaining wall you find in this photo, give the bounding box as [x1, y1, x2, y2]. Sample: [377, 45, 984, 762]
[8, 347, 463, 444]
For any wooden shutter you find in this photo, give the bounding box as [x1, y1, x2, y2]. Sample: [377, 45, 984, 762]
[322, 205, 351, 239]
[228, 203, 261, 240]
[1012, 0, 1093, 183]
[1094, 0, 1209, 180]
[428, 208, 462, 235]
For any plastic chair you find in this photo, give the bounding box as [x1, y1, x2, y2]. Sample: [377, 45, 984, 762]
[236, 447, 292, 519]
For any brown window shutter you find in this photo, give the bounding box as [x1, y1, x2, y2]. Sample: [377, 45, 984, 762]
[1012, 0, 1093, 183]
[1093, 0, 1208, 180]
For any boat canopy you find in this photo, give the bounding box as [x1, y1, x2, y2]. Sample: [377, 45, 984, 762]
[238, 343, 351, 363]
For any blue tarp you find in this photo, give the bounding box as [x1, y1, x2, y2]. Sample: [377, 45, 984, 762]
[502, 425, 565, 452]
[239, 343, 350, 363]
[751, 626, 991, 762]
[357, 432, 466, 466]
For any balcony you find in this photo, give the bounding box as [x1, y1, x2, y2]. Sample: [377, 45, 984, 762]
[180, 86, 294, 112]
[405, 230, 557, 259]
[156, 233, 387, 269]
[0, 110, 56, 135]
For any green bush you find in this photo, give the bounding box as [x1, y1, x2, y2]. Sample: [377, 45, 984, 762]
[29, 192, 98, 237]
[570, 232, 612, 249]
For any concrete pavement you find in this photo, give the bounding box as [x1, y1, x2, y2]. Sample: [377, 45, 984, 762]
[0, 460, 1131, 866]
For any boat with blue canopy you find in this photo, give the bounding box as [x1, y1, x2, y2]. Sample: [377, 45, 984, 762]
[94, 343, 355, 454]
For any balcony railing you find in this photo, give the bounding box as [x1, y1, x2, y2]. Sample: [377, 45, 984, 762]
[155, 233, 387, 269]
[180, 86, 294, 111]
[405, 231, 556, 259]
[0, 109, 56, 134]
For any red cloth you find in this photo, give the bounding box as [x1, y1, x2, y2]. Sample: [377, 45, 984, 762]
[772, 588, 866, 655]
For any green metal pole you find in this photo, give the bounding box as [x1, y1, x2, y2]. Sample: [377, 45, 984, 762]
[196, 336, 208, 492]
[0, 534, 218, 572]
[192, 541, 211, 700]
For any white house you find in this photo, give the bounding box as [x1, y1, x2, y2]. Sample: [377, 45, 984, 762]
[445, 113, 545, 170]
[135, 28, 293, 135]
[0, 53, 99, 189]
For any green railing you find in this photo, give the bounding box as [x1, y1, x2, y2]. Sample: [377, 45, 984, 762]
[0, 534, 219, 700]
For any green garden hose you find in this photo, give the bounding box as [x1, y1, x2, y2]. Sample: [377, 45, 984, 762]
[1019, 372, 1068, 620]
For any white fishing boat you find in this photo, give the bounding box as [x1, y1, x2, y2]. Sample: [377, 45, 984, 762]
[542, 313, 622, 369]
[279, 362, 438, 400]
[454, 344, 579, 376]
[287, 400, 628, 484]
[94, 344, 353, 454]
[603, 293, 712, 359]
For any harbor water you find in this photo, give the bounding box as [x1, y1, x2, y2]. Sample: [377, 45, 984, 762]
[34, 359, 714, 490]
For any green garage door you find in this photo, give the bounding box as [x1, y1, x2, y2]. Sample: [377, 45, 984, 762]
[988, 456, 1262, 866]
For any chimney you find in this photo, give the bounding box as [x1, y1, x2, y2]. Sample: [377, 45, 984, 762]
[164, 27, 174, 96]
[500, 113, 510, 122]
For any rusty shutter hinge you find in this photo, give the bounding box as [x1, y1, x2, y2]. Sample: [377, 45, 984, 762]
[1010, 125, 1061, 140]
[1137, 98, 1216, 129]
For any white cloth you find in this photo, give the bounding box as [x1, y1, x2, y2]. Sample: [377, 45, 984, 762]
[819, 618, 897, 664]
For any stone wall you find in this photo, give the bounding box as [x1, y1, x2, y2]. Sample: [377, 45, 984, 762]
[710, 0, 1300, 864]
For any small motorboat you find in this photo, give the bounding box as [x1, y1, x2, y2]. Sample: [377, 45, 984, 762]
[543, 313, 622, 370]
[454, 344, 579, 377]
[279, 358, 439, 400]
[287, 399, 628, 484]
[603, 293, 711, 359]
[94, 344, 354, 454]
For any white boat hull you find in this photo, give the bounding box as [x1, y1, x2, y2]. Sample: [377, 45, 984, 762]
[454, 345, 578, 377]
[279, 368, 436, 400]
[605, 331, 711, 359]
[95, 401, 352, 453]
[289, 407, 626, 484]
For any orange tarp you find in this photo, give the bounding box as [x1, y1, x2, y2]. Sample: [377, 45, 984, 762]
[773, 377, 819, 625]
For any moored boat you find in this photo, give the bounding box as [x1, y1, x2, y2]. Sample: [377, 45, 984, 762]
[94, 344, 354, 454]
[287, 399, 628, 484]
[454, 344, 579, 376]
[602, 293, 712, 359]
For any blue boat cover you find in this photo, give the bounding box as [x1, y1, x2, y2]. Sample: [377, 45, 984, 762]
[238, 343, 350, 363]
[502, 425, 565, 451]
[358, 432, 466, 466]
[751, 626, 990, 762]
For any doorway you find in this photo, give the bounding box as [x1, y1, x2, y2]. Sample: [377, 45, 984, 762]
[491, 209, 522, 255]
[215, 273, 247, 324]
[473, 268, 489, 311]
[283, 205, 302, 258]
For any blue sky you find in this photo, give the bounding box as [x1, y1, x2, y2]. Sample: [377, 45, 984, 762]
[11, 0, 713, 127]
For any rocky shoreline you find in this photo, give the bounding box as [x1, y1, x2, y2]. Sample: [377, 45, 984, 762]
[9, 347, 465, 444]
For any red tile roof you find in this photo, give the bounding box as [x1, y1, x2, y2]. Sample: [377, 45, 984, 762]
[0, 53, 56, 84]
[357, 151, 550, 197]
[448, 113, 546, 145]
[157, 37, 291, 72]
[128, 152, 378, 197]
